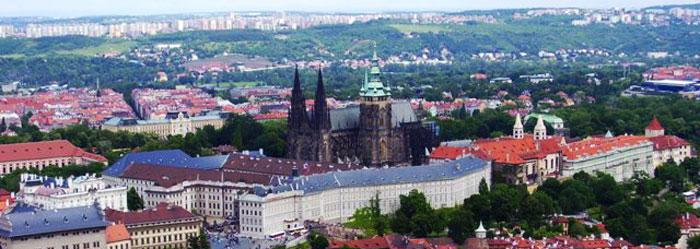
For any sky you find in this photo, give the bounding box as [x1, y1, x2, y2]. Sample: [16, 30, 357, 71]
[1, 0, 699, 18]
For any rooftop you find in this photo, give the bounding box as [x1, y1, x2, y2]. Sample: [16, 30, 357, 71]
[105, 223, 130, 243]
[105, 203, 199, 226]
[648, 135, 689, 151]
[562, 136, 651, 161]
[120, 163, 274, 187]
[266, 156, 489, 195]
[103, 149, 228, 177]
[0, 205, 108, 238]
[646, 116, 664, 131]
[0, 140, 107, 163]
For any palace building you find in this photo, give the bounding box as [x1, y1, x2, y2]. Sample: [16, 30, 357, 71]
[238, 156, 491, 238]
[287, 46, 436, 167]
[0, 140, 107, 176]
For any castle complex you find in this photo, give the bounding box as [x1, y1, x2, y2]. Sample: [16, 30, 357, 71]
[287, 47, 435, 166]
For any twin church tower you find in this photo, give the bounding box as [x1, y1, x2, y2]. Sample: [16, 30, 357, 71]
[287, 46, 434, 167]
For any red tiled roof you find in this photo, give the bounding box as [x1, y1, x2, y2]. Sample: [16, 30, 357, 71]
[105, 224, 130, 243]
[562, 136, 650, 161]
[676, 213, 700, 229]
[648, 135, 690, 151]
[105, 203, 198, 226]
[329, 236, 389, 249]
[121, 163, 274, 187]
[596, 224, 609, 234]
[223, 154, 361, 177]
[576, 239, 610, 249]
[430, 147, 472, 160]
[646, 116, 664, 131]
[0, 140, 107, 163]
[472, 135, 563, 165]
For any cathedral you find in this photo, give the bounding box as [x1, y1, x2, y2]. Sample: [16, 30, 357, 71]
[287, 48, 436, 167]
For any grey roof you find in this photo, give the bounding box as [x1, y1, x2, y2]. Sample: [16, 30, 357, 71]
[266, 156, 488, 195]
[0, 205, 108, 238]
[103, 149, 228, 177]
[327, 101, 418, 131]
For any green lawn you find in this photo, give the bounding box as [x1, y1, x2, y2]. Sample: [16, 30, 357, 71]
[389, 24, 452, 33]
[55, 40, 136, 56]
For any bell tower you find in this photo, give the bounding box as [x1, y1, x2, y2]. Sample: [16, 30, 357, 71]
[513, 113, 524, 139]
[359, 43, 393, 167]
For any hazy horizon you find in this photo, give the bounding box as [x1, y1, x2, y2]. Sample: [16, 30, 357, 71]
[1, 0, 699, 18]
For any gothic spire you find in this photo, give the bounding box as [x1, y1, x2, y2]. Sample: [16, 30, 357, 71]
[314, 68, 331, 130]
[289, 65, 307, 129]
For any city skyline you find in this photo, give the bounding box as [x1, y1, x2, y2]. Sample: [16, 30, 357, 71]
[1, 0, 699, 18]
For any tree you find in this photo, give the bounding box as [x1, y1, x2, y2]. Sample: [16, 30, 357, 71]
[537, 178, 561, 199]
[198, 228, 211, 249]
[568, 219, 589, 238]
[478, 178, 489, 195]
[655, 162, 687, 193]
[681, 158, 700, 184]
[308, 232, 329, 249]
[187, 235, 200, 249]
[391, 190, 442, 236]
[592, 174, 624, 207]
[448, 208, 475, 244]
[522, 192, 557, 228]
[0, 118, 6, 132]
[558, 179, 594, 214]
[369, 193, 387, 236]
[688, 236, 700, 249]
[127, 187, 145, 211]
[463, 194, 491, 223]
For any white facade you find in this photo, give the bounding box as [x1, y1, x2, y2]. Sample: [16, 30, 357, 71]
[102, 112, 226, 138]
[238, 158, 491, 238]
[561, 139, 654, 182]
[105, 175, 256, 222]
[653, 144, 693, 167]
[19, 173, 128, 211]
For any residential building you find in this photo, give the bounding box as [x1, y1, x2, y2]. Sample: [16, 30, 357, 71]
[102, 111, 229, 138]
[18, 173, 127, 211]
[106, 224, 131, 249]
[131, 88, 220, 120]
[677, 213, 700, 249]
[0, 140, 108, 175]
[0, 205, 108, 249]
[644, 116, 694, 166]
[105, 203, 203, 249]
[238, 156, 491, 238]
[561, 135, 654, 182]
[0, 88, 135, 130]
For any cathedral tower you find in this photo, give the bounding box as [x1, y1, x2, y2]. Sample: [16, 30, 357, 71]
[359, 44, 393, 167]
[314, 69, 332, 162]
[287, 66, 312, 160]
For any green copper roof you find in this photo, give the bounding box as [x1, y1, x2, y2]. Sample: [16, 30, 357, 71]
[360, 43, 391, 98]
[524, 113, 564, 124]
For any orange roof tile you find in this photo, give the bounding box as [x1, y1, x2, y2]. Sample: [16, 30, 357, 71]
[646, 116, 664, 131]
[105, 224, 130, 243]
